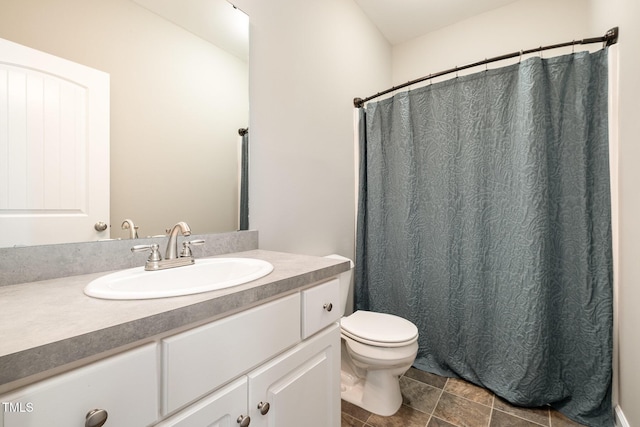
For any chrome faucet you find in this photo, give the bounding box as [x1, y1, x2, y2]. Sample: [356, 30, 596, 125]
[121, 218, 138, 239]
[165, 221, 191, 260]
[131, 221, 204, 271]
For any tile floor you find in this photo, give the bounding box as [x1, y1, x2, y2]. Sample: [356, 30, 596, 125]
[341, 368, 588, 427]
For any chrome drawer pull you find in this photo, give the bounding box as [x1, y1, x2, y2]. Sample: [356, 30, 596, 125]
[85, 409, 108, 427]
[237, 414, 251, 426]
[258, 401, 270, 415]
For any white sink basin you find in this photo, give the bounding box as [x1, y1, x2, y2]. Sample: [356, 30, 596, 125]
[84, 258, 274, 300]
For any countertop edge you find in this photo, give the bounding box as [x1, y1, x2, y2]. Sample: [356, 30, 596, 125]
[0, 250, 350, 392]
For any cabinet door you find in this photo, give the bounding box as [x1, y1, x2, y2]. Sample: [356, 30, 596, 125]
[1, 344, 158, 427]
[155, 377, 249, 427]
[247, 324, 340, 427]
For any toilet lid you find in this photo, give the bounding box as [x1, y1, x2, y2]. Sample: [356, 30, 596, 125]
[341, 310, 418, 346]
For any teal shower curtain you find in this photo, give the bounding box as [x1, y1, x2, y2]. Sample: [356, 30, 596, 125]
[355, 50, 612, 426]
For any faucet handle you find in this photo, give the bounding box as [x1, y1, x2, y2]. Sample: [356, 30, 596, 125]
[131, 244, 162, 262]
[180, 239, 205, 258]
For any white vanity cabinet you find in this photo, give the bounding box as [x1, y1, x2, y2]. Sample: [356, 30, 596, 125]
[0, 277, 342, 427]
[0, 343, 158, 427]
[159, 278, 342, 427]
[158, 325, 340, 427]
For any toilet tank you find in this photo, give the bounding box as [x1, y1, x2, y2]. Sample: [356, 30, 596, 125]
[324, 254, 354, 316]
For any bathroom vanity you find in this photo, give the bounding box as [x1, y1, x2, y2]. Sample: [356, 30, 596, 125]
[0, 249, 348, 427]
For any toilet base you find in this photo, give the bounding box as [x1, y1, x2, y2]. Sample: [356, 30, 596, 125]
[340, 369, 403, 417]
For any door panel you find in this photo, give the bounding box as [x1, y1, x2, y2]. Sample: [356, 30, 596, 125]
[0, 37, 109, 247]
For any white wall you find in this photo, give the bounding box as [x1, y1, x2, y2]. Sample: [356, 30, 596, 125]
[392, 0, 591, 86]
[588, 0, 640, 425]
[231, 0, 390, 259]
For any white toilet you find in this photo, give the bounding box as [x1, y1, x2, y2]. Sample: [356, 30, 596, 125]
[326, 255, 419, 417]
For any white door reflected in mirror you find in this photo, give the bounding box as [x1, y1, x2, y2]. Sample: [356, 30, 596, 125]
[0, 37, 110, 247]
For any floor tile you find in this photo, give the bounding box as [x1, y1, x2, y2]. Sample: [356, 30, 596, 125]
[490, 409, 547, 427]
[433, 391, 492, 427]
[341, 370, 588, 427]
[405, 367, 448, 389]
[493, 396, 549, 426]
[401, 376, 443, 414]
[367, 404, 431, 427]
[342, 413, 366, 427]
[444, 378, 494, 406]
[549, 410, 588, 427]
[342, 399, 373, 423]
[428, 416, 459, 427]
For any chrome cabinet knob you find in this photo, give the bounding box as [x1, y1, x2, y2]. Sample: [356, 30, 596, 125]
[323, 303, 333, 312]
[258, 401, 270, 415]
[85, 409, 108, 427]
[94, 222, 108, 232]
[237, 414, 251, 426]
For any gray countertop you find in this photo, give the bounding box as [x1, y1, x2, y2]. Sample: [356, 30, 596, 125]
[0, 250, 350, 392]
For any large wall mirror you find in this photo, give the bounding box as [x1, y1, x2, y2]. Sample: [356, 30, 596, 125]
[0, 0, 248, 248]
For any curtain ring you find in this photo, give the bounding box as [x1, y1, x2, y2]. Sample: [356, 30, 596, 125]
[519, 50, 523, 63]
[539, 46, 543, 58]
[572, 40, 575, 53]
[455, 67, 459, 78]
[485, 60, 488, 72]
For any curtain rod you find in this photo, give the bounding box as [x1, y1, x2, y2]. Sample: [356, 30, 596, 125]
[354, 27, 618, 108]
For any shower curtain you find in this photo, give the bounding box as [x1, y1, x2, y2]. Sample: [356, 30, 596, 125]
[355, 50, 612, 426]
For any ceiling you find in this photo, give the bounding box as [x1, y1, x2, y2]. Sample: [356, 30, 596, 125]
[132, 0, 249, 61]
[354, 0, 521, 45]
[132, 0, 522, 59]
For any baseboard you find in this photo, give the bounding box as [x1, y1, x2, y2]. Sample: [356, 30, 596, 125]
[615, 405, 630, 427]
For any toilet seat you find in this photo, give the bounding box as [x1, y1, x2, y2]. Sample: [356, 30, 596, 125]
[341, 310, 418, 348]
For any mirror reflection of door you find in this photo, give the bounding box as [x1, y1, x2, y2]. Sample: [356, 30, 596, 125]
[0, 0, 249, 246]
[0, 37, 110, 247]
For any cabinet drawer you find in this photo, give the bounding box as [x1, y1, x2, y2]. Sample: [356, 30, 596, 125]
[162, 293, 301, 415]
[301, 278, 341, 339]
[0, 343, 158, 427]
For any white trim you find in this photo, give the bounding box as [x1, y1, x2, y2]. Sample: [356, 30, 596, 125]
[607, 43, 620, 409]
[615, 405, 630, 427]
